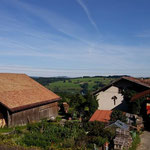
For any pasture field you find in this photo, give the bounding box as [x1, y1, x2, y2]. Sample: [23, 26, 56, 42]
[45, 77, 115, 94]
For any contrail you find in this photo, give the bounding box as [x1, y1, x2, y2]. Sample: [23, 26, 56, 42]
[76, 0, 99, 33]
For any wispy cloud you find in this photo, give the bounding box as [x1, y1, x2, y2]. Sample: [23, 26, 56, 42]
[0, 0, 149, 77]
[0, 65, 108, 77]
[0, 65, 149, 77]
[76, 0, 100, 33]
[0, 0, 103, 59]
[0, 33, 149, 71]
[11, 0, 97, 45]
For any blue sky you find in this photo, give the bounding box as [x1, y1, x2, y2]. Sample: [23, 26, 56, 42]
[0, 0, 150, 77]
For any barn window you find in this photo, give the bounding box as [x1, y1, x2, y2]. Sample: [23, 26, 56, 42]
[112, 96, 117, 105]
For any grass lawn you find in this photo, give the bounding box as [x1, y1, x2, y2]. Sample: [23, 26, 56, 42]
[0, 127, 13, 134]
[0, 125, 27, 134]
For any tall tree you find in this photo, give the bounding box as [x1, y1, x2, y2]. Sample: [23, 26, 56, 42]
[69, 93, 98, 120]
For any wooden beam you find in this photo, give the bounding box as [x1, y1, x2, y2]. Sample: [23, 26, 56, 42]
[7, 110, 11, 127]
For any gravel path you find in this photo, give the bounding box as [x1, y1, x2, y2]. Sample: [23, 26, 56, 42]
[137, 131, 150, 150]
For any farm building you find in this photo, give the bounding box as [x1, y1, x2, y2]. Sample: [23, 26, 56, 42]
[94, 76, 150, 112]
[0, 73, 60, 127]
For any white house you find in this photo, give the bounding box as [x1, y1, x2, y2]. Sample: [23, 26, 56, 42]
[94, 77, 150, 112]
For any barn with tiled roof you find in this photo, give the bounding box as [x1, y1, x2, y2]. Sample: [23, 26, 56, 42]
[0, 73, 60, 127]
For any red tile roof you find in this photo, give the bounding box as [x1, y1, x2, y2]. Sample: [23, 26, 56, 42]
[89, 110, 112, 122]
[0, 73, 60, 112]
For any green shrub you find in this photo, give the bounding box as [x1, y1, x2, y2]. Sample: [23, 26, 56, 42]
[85, 121, 112, 138]
[2, 119, 114, 149]
[19, 121, 86, 149]
[110, 110, 127, 123]
[14, 127, 23, 134]
[21, 132, 50, 149]
[88, 136, 107, 147]
[129, 134, 140, 150]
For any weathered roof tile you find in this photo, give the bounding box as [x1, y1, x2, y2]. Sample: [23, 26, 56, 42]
[89, 110, 112, 122]
[0, 73, 60, 112]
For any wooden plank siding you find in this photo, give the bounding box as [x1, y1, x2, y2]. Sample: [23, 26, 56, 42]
[0, 73, 61, 127]
[8, 102, 58, 126]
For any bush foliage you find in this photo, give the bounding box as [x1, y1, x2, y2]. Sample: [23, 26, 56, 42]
[129, 133, 140, 150]
[8, 120, 114, 149]
[110, 110, 127, 123]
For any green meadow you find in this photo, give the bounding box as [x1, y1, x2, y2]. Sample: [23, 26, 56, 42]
[45, 77, 115, 94]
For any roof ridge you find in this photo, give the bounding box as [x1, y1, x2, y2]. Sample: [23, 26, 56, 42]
[0, 73, 26, 75]
[122, 76, 150, 86]
[94, 76, 150, 95]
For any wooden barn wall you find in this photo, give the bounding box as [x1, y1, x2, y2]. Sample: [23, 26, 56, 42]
[10, 102, 58, 126]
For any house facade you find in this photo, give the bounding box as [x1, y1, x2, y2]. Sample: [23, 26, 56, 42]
[94, 77, 150, 112]
[0, 73, 60, 127]
[96, 86, 126, 111]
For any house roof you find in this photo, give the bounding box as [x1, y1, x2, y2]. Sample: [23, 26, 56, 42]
[107, 120, 129, 131]
[94, 76, 150, 95]
[131, 89, 150, 102]
[0, 73, 60, 112]
[123, 77, 150, 87]
[89, 110, 112, 122]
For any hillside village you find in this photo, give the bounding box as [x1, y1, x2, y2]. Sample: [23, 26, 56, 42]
[0, 73, 149, 150]
[0, 0, 150, 149]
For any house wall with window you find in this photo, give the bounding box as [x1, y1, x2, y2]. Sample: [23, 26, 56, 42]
[97, 86, 128, 111]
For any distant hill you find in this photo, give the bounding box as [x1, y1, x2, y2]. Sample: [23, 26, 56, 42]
[32, 77, 69, 86]
[32, 76, 120, 94]
[33, 75, 150, 95]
